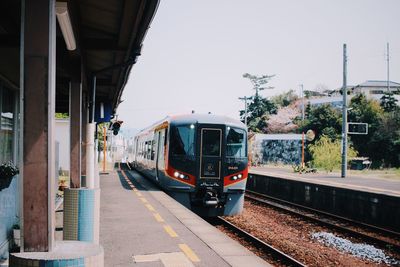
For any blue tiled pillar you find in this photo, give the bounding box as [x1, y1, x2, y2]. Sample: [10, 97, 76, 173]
[63, 188, 100, 243]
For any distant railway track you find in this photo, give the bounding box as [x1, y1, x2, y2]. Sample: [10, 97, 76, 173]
[210, 216, 306, 267]
[245, 190, 400, 254]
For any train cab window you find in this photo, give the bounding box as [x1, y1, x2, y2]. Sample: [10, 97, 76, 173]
[226, 127, 246, 158]
[202, 129, 221, 157]
[170, 125, 195, 156]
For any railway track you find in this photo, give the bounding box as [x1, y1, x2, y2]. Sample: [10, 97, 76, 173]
[210, 216, 306, 267]
[245, 190, 400, 254]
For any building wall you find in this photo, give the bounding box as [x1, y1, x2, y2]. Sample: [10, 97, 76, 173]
[55, 119, 70, 173]
[250, 134, 302, 165]
[352, 83, 400, 105]
[0, 176, 19, 259]
[0, 82, 19, 260]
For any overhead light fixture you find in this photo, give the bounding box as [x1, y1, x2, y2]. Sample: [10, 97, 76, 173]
[56, 2, 76, 51]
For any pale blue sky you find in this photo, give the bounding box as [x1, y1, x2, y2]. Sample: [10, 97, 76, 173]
[118, 0, 400, 130]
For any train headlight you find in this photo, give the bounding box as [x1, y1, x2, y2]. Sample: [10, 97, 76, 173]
[179, 174, 185, 179]
[238, 174, 242, 179]
[190, 124, 195, 129]
[174, 171, 179, 177]
[232, 176, 238, 180]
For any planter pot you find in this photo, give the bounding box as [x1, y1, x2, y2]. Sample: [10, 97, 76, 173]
[0, 176, 14, 191]
[58, 184, 68, 191]
[13, 229, 20, 247]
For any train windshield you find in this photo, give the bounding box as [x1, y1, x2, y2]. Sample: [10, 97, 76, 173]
[170, 125, 195, 156]
[226, 127, 246, 158]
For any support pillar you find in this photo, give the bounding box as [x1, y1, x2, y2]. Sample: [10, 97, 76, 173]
[85, 123, 95, 189]
[70, 80, 82, 188]
[22, 0, 56, 252]
[81, 92, 87, 181]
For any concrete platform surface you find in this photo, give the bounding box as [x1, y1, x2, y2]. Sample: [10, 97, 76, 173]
[100, 166, 270, 267]
[250, 166, 400, 197]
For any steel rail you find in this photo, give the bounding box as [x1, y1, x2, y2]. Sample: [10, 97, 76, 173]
[211, 217, 306, 267]
[245, 190, 400, 253]
[246, 189, 400, 239]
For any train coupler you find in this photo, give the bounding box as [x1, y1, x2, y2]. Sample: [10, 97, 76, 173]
[203, 190, 219, 206]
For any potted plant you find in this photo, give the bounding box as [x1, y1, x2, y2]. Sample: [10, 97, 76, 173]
[0, 161, 19, 191]
[58, 178, 68, 191]
[13, 223, 20, 247]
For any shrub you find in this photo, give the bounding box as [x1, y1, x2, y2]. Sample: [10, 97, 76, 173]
[309, 135, 357, 172]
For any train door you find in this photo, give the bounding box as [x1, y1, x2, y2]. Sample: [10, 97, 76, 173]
[199, 127, 223, 180]
[134, 137, 139, 162]
[155, 129, 165, 179]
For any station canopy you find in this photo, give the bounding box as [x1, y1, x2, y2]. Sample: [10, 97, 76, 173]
[0, 0, 159, 114]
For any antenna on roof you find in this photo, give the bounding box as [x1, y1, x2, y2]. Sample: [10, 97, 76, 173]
[191, 110, 195, 114]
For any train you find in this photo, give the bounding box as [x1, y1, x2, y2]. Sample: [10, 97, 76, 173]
[127, 113, 248, 216]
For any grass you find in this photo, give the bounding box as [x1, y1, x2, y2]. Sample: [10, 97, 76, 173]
[351, 168, 400, 180]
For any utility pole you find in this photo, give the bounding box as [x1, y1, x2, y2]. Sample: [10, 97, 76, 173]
[238, 96, 252, 126]
[341, 44, 348, 178]
[300, 84, 305, 121]
[299, 84, 305, 168]
[387, 42, 390, 92]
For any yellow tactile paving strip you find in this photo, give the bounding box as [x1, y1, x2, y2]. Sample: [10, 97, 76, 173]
[179, 244, 201, 262]
[118, 166, 201, 265]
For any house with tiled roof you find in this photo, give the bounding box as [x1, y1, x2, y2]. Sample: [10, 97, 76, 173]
[352, 80, 400, 102]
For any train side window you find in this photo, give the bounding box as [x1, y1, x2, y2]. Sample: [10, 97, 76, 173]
[151, 139, 157, 160]
[147, 141, 152, 159]
[164, 127, 168, 146]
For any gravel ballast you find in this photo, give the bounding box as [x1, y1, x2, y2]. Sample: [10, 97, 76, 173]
[312, 232, 399, 265]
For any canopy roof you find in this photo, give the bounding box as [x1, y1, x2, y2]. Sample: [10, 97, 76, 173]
[0, 0, 160, 113]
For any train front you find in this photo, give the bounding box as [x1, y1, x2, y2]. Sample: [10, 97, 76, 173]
[167, 116, 248, 217]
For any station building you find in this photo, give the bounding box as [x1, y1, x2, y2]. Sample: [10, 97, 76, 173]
[0, 0, 159, 263]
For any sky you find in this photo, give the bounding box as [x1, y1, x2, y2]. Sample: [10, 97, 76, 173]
[118, 0, 400, 132]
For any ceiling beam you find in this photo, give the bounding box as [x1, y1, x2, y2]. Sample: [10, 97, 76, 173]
[82, 38, 127, 52]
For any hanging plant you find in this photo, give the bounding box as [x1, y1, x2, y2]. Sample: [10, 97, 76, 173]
[0, 161, 19, 191]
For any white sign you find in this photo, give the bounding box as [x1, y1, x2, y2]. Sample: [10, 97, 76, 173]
[347, 122, 368, 135]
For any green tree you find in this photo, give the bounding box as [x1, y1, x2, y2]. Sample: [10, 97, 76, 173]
[348, 94, 383, 161]
[240, 73, 277, 132]
[368, 109, 400, 167]
[55, 113, 69, 119]
[240, 96, 277, 132]
[242, 73, 275, 98]
[309, 135, 357, 172]
[380, 92, 398, 112]
[297, 104, 341, 140]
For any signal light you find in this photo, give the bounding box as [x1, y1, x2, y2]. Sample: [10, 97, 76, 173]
[111, 120, 123, 135]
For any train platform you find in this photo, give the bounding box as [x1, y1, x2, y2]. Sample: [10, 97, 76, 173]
[250, 166, 400, 197]
[100, 165, 269, 267]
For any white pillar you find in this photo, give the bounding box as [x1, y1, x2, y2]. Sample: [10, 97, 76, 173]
[86, 123, 95, 188]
